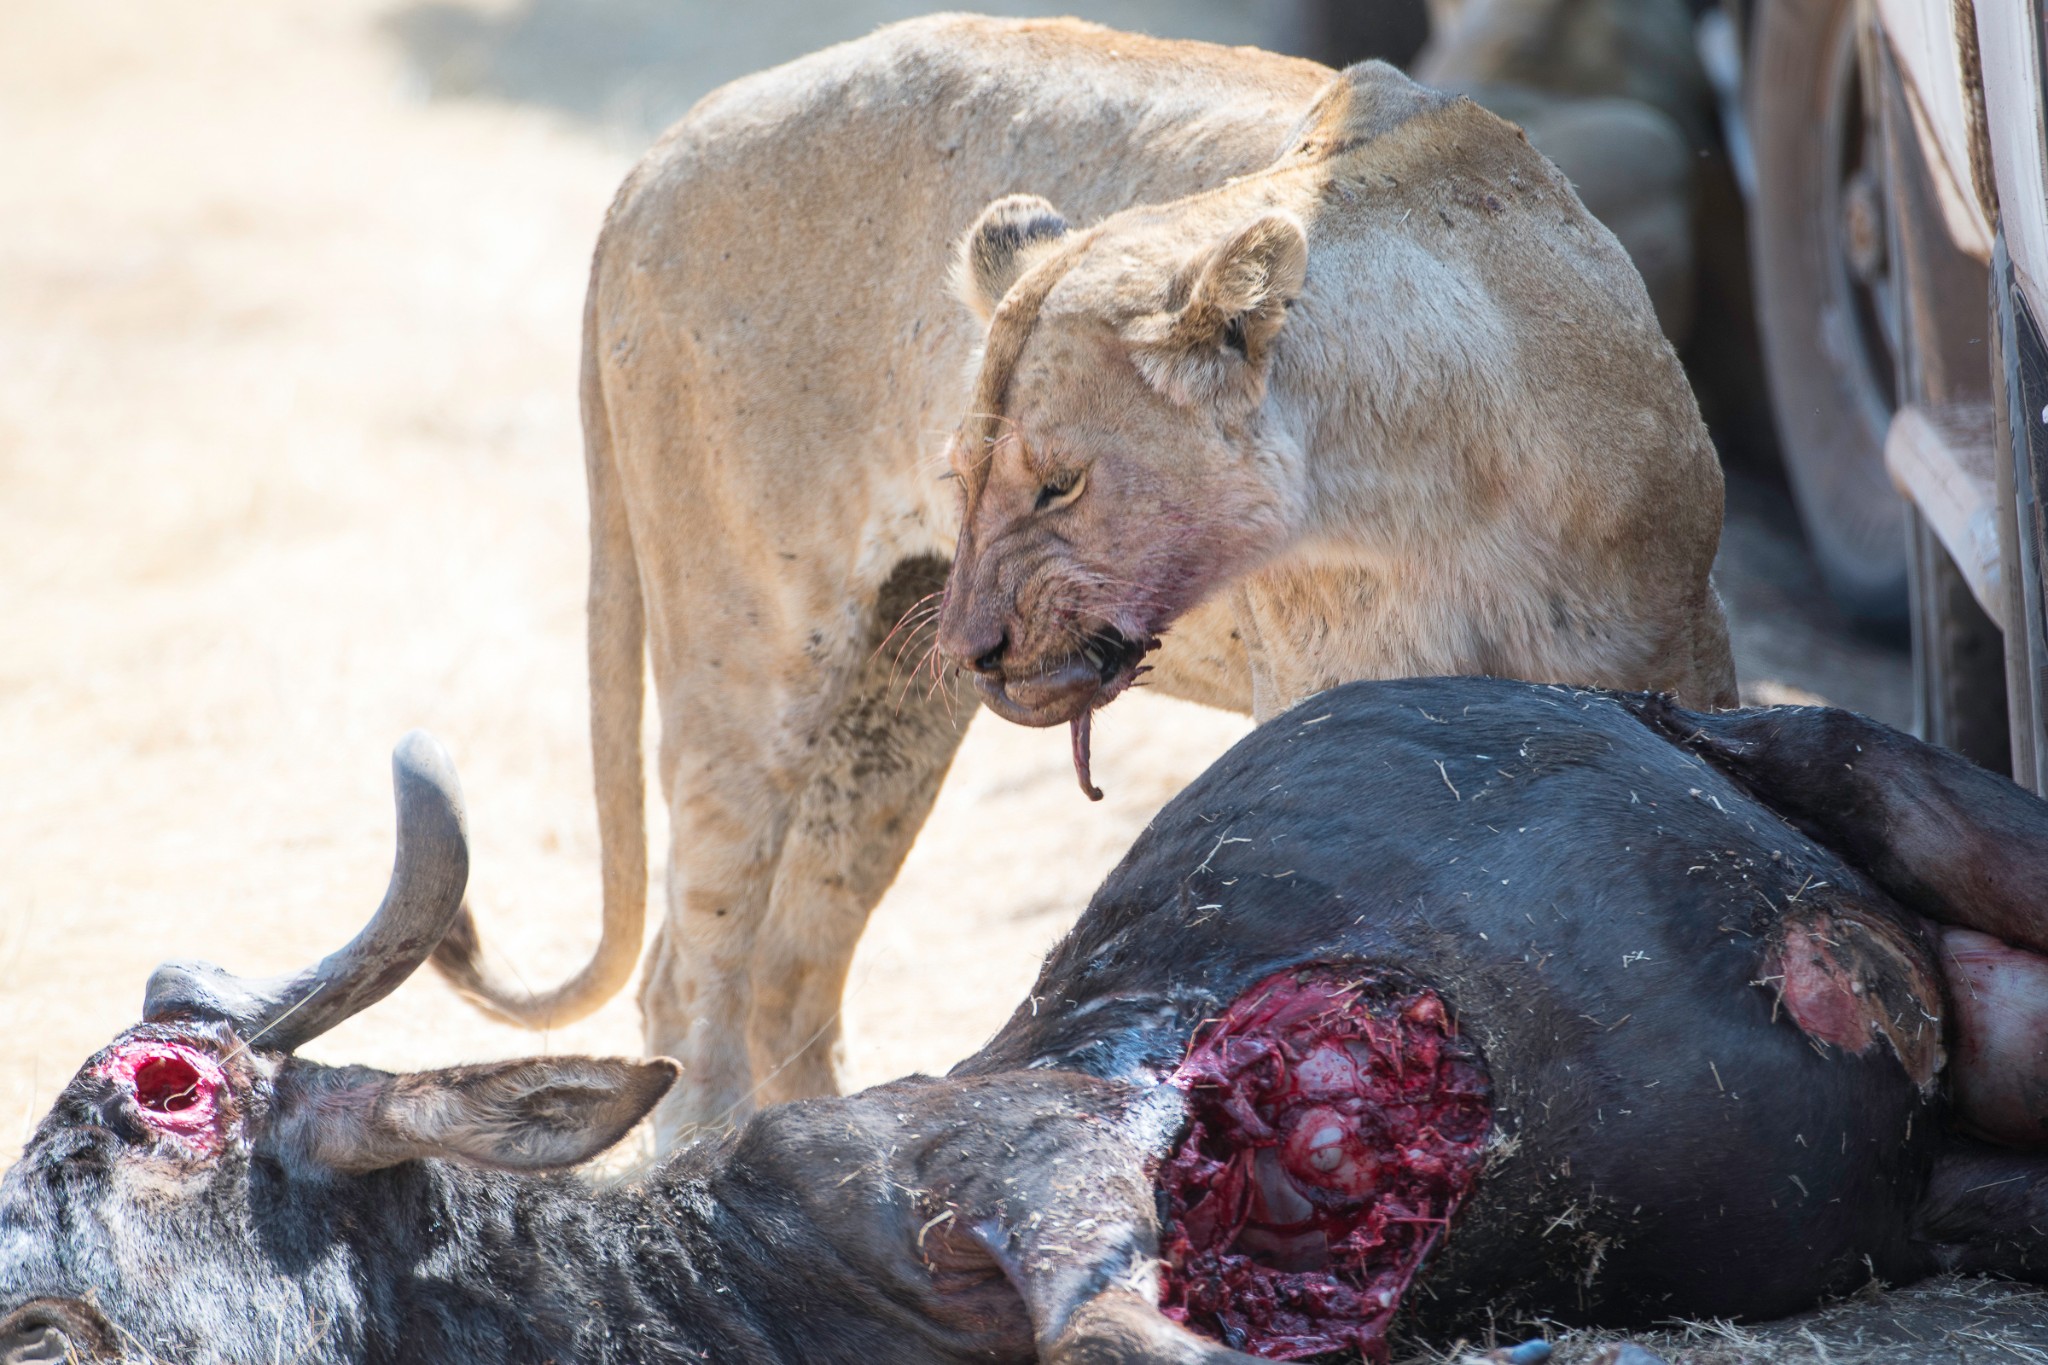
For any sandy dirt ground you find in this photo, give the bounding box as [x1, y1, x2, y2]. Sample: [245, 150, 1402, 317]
[0, 0, 1305, 1162]
[10, 2, 2016, 1357]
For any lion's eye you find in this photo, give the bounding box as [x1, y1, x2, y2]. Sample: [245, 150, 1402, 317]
[1034, 470, 1086, 512]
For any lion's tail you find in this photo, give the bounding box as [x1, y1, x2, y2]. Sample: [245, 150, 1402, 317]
[432, 243, 649, 1030]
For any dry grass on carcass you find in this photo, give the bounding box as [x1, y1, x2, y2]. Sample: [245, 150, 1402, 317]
[1403, 1276, 2048, 1364]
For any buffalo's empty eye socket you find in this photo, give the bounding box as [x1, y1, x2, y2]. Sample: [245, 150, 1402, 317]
[133, 1055, 204, 1112]
[93, 1039, 226, 1143]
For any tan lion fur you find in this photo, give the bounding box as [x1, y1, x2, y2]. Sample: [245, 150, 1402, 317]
[429, 16, 1735, 1143]
[938, 66, 1732, 729]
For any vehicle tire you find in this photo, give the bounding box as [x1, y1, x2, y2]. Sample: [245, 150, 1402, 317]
[1749, 0, 1906, 624]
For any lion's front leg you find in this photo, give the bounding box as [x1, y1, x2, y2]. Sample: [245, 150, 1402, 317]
[641, 556, 972, 1143]
[1228, 566, 1444, 723]
[636, 714, 801, 1143]
[1138, 595, 1255, 717]
[741, 562, 973, 1111]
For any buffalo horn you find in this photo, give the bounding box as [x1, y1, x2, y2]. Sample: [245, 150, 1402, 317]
[142, 730, 470, 1053]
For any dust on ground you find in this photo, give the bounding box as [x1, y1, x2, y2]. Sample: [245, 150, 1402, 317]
[0, 0, 1299, 1163]
[0, 2, 1963, 1358]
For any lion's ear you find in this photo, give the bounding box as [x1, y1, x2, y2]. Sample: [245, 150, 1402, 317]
[1126, 214, 1307, 409]
[955, 194, 1071, 323]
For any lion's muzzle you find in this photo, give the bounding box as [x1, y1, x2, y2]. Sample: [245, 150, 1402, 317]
[970, 655, 1100, 728]
[963, 627, 1154, 728]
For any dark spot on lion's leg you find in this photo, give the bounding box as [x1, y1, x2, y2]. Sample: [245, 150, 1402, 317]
[869, 555, 952, 651]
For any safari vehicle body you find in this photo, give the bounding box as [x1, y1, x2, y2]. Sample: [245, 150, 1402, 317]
[1721, 0, 2048, 785]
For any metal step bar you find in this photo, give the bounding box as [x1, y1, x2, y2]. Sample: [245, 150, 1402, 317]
[1885, 401, 2005, 621]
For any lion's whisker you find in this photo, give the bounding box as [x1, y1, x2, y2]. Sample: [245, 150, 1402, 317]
[871, 592, 947, 666]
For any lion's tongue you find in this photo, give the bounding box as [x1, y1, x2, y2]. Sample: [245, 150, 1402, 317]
[1071, 712, 1105, 802]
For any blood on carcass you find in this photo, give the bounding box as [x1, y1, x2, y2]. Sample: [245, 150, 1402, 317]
[1158, 965, 1491, 1362]
[93, 1038, 226, 1149]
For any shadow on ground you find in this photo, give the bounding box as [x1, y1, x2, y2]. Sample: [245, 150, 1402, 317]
[382, 0, 1296, 140]
[1719, 468, 1911, 725]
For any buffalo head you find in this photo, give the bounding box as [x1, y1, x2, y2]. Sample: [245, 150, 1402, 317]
[0, 734, 674, 1365]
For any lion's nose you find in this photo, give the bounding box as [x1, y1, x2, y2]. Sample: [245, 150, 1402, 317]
[940, 620, 1009, 676]
[966, 632, 1009, 676]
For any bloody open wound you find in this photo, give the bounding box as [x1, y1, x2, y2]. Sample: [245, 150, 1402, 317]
[1160, 967, 1491, 1360]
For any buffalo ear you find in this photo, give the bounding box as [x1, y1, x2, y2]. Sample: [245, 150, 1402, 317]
[294, 1056, 679, 1175]
[1126, 213, 1307, 409]
[954, 193, 1071, 322]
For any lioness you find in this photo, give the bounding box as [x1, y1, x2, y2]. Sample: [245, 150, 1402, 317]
[432, 16, 1735, 1141]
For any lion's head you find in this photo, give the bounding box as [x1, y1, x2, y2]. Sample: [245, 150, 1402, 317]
[934, 190, 1310, 774]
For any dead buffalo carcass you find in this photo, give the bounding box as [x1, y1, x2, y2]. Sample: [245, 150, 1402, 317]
[6, 677, 2048, 1364]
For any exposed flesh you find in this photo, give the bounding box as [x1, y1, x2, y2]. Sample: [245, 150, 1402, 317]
[1157, 965, 1491, 1362]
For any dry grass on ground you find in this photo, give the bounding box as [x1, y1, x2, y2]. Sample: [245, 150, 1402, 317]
[0, 0, 1265, 1166]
